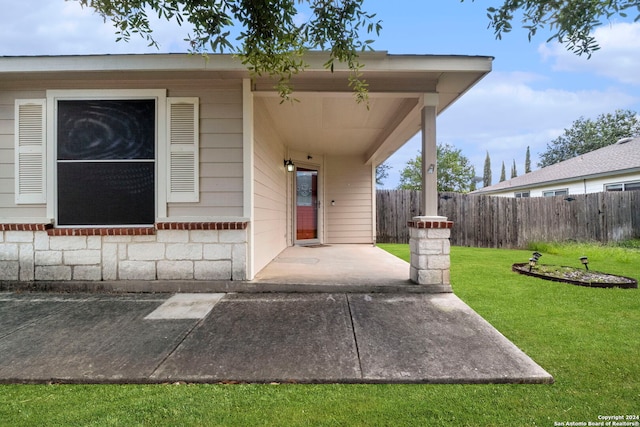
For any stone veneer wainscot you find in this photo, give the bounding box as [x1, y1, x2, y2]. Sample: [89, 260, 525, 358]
[0, 222, 248, 282]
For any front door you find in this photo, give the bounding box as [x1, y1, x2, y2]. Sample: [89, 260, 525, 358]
[295, 167, 319, 244]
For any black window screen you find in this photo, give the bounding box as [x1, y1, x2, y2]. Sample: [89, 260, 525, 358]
[57, 99, 156, 226]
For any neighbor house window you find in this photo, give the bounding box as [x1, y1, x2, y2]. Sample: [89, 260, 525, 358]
[605, 181, 640, 192]
[543, 189, 568, 197]
[514, 191, 530, 198]
[56, 99, 156, 226]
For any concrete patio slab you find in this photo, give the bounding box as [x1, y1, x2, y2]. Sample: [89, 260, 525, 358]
[251, 245, 415, 288]
[151, 293, 361, 383]
[0, 292, 553, 384]
[348, 293, 552, 383]
[0, 294, 196, 383]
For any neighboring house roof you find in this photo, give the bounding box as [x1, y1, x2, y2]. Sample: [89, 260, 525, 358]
[473, 137, 640, 194]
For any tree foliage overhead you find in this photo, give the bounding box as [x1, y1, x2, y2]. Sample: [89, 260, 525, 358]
[538, 109, 640, 167]
[464, 0, 640, 57]
[75, 0, 638, 102]
[398, 143, 475, 193]
[74, 0, 381, 101]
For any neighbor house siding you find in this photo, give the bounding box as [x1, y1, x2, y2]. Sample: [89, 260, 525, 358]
[0, 79, 245, 221]
[325, 155, 374, 244]
[583, 172, 640, 193]
[252, 102, 287, 273]
[487, 171, 640, 197]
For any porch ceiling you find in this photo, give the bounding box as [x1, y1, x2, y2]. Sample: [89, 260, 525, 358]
[256, 94, 421, 162]
[252, 55, 492, 165]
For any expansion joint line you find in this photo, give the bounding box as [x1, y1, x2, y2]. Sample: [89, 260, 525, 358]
[345, 294, 364, 379]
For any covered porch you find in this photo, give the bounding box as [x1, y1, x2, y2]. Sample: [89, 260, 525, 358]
[249, 53, 492, 286]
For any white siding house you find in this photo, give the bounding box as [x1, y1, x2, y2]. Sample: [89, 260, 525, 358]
[473, 137, 640, 198]
[0, 52, 492, 285]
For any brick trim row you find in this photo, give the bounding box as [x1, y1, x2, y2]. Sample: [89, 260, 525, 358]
[156, 222, 249, 230]
[46, 227, 156, 236]
[1, 222, 249, 235]
[407, 220, 454, 229]
[0, 223, 52, 231]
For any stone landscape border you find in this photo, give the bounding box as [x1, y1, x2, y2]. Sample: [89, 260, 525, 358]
[512, 263, 637, 289]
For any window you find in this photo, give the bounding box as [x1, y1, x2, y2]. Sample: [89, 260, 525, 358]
[543, 189, 568, 197]
[57, 99, 156, 226]
[605, 181, 640, 192]
[515, 191, 530, 198]
[15, 91, 199, 226]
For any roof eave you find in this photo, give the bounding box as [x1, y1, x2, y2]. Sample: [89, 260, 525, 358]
[0, 52, 493, 75]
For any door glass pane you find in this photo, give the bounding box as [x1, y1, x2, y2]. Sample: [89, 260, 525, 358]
[296, 168, 318, 240]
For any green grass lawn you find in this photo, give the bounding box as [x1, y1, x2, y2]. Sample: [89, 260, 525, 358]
[1, 242, 639, 426]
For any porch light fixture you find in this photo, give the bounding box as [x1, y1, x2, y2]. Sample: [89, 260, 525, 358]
[580, 256, 589, 270]
[528, 257, 537, 272]
[284, 158, 295, 172]
[427, 163, 435, 174]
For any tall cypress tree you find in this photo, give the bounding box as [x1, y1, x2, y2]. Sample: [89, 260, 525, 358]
[469, 166, 477, 192]
[500, 161, 506, 182]
[483, 151, 492, 187]
[525, 146, 531, 173]
[511, 159, 517, 178]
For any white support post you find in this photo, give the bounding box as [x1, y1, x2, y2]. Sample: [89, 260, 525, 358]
[421, 105, 437, 217]
[409, 97, 452, 292]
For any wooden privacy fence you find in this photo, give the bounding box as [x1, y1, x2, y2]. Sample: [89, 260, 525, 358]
[376, 190, 640, 247]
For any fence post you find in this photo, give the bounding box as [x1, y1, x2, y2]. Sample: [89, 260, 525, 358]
[408, 215, 453, 292]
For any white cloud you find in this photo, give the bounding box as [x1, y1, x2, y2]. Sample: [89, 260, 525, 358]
[439, 71, 637, 141]
[440, 70, 638, 177]
[539, 21, 640, 86]
[382, 70, 640, 188]
[0, 1, 190, 55]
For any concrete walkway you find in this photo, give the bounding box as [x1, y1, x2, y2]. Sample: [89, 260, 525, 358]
[0, 292, 553, 384]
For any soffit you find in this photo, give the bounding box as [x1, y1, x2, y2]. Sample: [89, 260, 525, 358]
[256, 94, 421, 159]
[254, 67, 490, 164]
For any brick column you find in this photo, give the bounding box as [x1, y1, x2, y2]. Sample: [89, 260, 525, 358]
[408, 216, 453, 293]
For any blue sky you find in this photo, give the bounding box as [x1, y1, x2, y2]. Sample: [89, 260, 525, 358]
[2, 1, 639, 188]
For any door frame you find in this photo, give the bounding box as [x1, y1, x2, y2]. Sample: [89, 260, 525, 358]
[293, 161, 323, 246]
